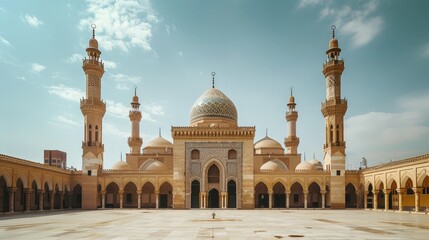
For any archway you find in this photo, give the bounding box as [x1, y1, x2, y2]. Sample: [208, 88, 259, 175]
[273, 182, 285, 208]
[227, 180, 236, 208]
[44, 182, 51, 210]
[345, 183, 357, 208]
[191, 180, 200, 208]
[72, 184, 82, 208]
[254, 182, 268, 208]
[31, 180, 39, 210]
[403, 178, 415, 210]
[0, 176, 9, 212]
[389, 180, 398, 210]
[207, 164, 220, 184]
[367, 183, 373, 208]
[290, 182, 304, 208]
[308, 182, 321, 208]
[106, 182, 119, 208]
[421, 176, 429, 208]
[159, 182, 173, 208]
[208, 188, 219, 208]
[15, 178, 25, 212]
[97, 184, 102, 208]
[124, 182, 137, 208]
[377, 182, 385, 209]
[142, 182, 155, 208]
[54, 184, 60, 209]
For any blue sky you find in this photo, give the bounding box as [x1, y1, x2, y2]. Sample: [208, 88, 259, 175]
[1, 0, 428, 169]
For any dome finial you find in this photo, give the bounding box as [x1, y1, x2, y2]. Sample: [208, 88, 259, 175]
[120, 151, 123, 161]
[134, 85, 137, 96]
[290, 87, 293, 97]
[265, 128, 268, 137]
[331, 25, 336, 39]
[159, 127, 161, 137]
[91, 24, 96, 39]
[211, 72, 216, 88]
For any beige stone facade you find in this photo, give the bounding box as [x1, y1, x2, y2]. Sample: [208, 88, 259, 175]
[1, 28, 429, 213]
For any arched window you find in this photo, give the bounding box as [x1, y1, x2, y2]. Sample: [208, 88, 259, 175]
[95, 125, 99, 142]
[88, 124, 92, 144]
[329, 125, 333, 143]
[405, 178, 414, 195]
[228, 149, 237, 159]
[336, 124, 339, 144]
[191, 149, 200, 160]
[208, 165, 220, 183]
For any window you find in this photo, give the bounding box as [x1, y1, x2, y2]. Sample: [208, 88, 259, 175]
[329, 125, 333, 143]
[228, 149, 237, 159]
[88, 124, 92, 144]
[336, 170, 341, 176]
[208, 165, 220, 183]
[191, 149, 200, 160]
[88, 170, 92, 176]
[95, 125, 99, 142]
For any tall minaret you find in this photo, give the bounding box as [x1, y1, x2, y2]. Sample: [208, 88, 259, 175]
[321, 26, 347, 209]
[285, 88, 299, 154]
[80, 25, 106, 176]
[128, 87, 143, 154]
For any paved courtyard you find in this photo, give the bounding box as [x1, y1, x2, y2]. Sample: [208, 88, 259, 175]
[0, 209, 428, 239]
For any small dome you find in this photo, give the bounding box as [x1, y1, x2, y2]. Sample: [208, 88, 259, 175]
[190, 88, 237, 126]
[132, 95, 139, 103]
[289, 95, 295, 103]
[295, 161, 315, 171]
[254, 136, 283, 149]
[329, 38, 338, 49]
[140, 159, 167, 171]
[144, 136, 173, 149]
[260, 159, 288, 172]
[308, 159, 323, 171]
[112, 161, 132, 170]
[89, 38, 99, 49]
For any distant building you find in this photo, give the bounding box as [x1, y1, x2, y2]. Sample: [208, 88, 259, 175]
[44, 150, 67, 169]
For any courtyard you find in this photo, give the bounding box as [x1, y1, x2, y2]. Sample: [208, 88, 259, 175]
[0, 209, 428, 239]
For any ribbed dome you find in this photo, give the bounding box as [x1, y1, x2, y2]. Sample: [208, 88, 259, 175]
[139, 159, 167, 171]
[308, 159, 323, 171]
[144, 136, 173, 149]
[295, 161, 315, 171]
[260, 159, 288, 172]
[112, 161, 132, 170]
[190, 88, 237, 125]
[254, 136, 283, 149]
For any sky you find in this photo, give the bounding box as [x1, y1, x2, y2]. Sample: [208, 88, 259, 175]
[1, 0, 428, 170]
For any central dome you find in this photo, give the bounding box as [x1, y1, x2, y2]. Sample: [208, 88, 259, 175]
[190, 88, 238, 126]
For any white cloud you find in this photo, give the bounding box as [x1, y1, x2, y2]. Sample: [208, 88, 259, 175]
[178, 51, 183, 57]
[47, 84, 84, 102]
[346, 90, 429, 167]
[106, 99, 156, 122]
[78, 0, 160, 52]
[110, 73, 140, 90]
[298, 0, 323, 8]
[66, 53, 83, 63]
[56, 115, 80, 126]
[143, 103, 164, 116]
[31, 63, 46, 73]
[103, 60, 117, 69]
[0, 36, 10, 46]
[423, 42, 429, 57]
[104, 122, 128, 138]
[23, 14, 44, 27]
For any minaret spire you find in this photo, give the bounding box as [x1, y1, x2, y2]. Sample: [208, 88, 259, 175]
[331, 25, 336, 39]
[91, 24, 96, 38]
[211, 72, 216, 88]
[128, 88, 143, 155]
[285, 87, 299, 154]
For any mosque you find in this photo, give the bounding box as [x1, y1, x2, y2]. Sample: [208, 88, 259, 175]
[1, 27, 428, 213]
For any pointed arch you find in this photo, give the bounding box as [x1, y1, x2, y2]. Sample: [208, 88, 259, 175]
[123, 181, 138, 208]
[159, 182, 173, 208]
[254, 182, 269, 208]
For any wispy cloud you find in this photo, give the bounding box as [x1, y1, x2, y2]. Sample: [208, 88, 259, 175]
[31, 63, 46, 73]
[78, 0, 160, 52]
[346, 90, 429, 167]
[103, 60, 117, 69]
[423, 42, 429, 58]
[143, 103, 164, 116]
[22, 14, 44, 27]
[106, 99, 156, 122]
[104, 122, 128, 138]
[47, 84, 84, 102]
[110, 73, 140, 90]
[0, 35, 11, 46]
[302, 0, 382, 48]
[56, 115, 80, 126]
[66, 53, 83, 63]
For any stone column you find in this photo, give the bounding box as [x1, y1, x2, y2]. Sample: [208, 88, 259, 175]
[268, 190, 273, 209]
[119, 191, 124, 209]
[59, 191, 64, 209]
[8, 188, 16, 213]
[203, 192, 207, 208]
[25, 189, 32, 212]
[373, 190, 379, 210]
[384, 190, 390, 211]
[50, 191, 55, 210]
[364, 191, 368, 209]
[303, 191, 308, 209]
[356, 191, 360, 208]
[101, 190, 106, 209]
[155, 191, 159, 209]
[68, 191, 73, 209]
[39, 190, 44, 211]
[285, 190, 290, 209]
[413, 188, 421, 212]
[321, 190, 326, 209]
[397, 189, 403, 211]
[136, 190, 142, 209]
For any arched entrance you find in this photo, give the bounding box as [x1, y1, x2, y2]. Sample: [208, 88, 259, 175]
[290, 182, 304, 208]
[44, 182, 51, 210]
[208, 188, 219, 208]
[159, 182, 173, 208]
[191, 180, 200, 208]
[124, 182, 137, 208]
[403, 178, 415, 210]
[72, 184, 82, 208]
[367, 183, 373, 208]
[54, 184, 61, 209]
[106, 182, 119, 208]
[345, 183, 357, 208]
[15, 178, 25, 212]
[227, 180, 236, 208]
[31, 180, 39, 210]
[377, 182, 385, 209]
[389, 181, 398, 210]
[308, 182, 321, 208]
[142, 182, 155, 208]
[273, 182, 285, 208]
[0, 176, 9, 212]
[254, 182, 268, 208]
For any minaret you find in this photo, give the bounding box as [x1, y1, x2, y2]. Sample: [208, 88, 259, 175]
[285, 88, 299, 154]
[128, 87, 143, 154]
[80, 24, 106, 176]
[321, 26, 347, 209]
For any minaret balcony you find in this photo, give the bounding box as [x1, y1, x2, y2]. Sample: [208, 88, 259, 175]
[82, 59, 104, 71]
[80, 98, 106, 116]
[128, 137, 143, 146]
[286, 111, 298, 121]
[321, 99, 347, 117]
[323, 59, 344, 68]
[323, 141, 346, 149]
[82, 141, 104, 149]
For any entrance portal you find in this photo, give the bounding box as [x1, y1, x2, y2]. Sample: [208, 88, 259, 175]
[208, 189, 219, 208]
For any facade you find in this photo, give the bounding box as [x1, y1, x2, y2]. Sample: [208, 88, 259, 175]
[1, 28, 429, 213]
[44, 150, 67, 169]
